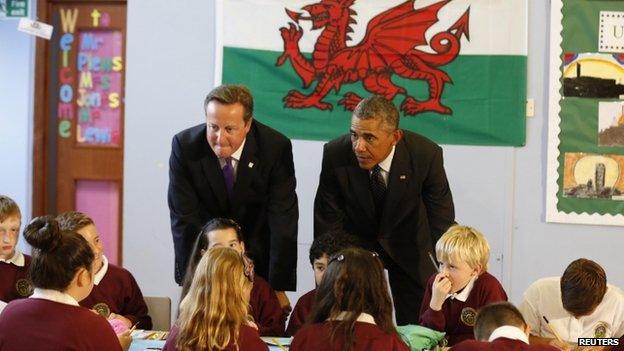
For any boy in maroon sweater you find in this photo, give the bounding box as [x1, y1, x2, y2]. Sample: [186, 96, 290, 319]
[181, 218, 285, 336]
[57, 211, 152, 329]
[419, 225, 507, 346]
[0, 195, 32, 303]
[451, 302, 560, 351]
[286, 230, 359, 336]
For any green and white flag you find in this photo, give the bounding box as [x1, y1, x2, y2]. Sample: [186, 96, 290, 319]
[216, 0, 527, 145]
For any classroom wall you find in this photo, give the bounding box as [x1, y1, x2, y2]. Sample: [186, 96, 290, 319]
[1, 0, 622, 319]
[0, 17, 35, 254]
[123, 0, 624, 311]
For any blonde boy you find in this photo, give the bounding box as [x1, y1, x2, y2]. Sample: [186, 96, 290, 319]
[418, 225, 507, 346]
[0, 195, 32, 303]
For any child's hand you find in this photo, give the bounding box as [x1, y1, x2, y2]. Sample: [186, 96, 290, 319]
[109, 313, 133, 329]
[430, 272, 452, 311]
[117, 330, 132, 351]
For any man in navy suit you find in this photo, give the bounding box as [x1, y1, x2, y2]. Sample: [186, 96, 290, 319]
[168, 85, 298, 302]
[314, 95, 455, 325]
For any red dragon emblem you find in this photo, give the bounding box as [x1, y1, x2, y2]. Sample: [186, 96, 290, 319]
[276, 0, 470, 115]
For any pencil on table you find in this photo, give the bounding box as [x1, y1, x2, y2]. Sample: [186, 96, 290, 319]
[272, 338, 288, 351]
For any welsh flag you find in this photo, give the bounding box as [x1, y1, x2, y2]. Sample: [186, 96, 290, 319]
[217, 0, 527, 146]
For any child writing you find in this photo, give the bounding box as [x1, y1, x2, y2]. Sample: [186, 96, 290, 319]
[164, 247, 267, 351]
[419, 224, 507, 346]
[181, 218, 284, 336]
[0, 195, 32, 304]
[0, 216, 131, 350]
[290, 247, 409, 351]
[57, 211, 152, 329]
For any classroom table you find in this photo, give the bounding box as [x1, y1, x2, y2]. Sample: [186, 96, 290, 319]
[128, 337, 291, 351]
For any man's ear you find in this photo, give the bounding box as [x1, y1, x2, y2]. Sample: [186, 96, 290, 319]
[391, 128, 403, 146]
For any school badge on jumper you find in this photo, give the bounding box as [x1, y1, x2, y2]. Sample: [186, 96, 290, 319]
[594, 321, 610, 338]
[460, 307, 477, 326]
[15, 278, 33, 297]
[93, 303, 111, 318]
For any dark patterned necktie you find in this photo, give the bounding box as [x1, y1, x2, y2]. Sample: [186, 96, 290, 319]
[222, 157, 235, 197]
[370, 164, 386, 214]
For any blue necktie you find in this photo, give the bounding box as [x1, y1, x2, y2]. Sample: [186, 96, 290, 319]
[222, 157, 235, 197]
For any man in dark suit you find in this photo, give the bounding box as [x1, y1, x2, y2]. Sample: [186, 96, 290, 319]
[314, 95, 455, 325]
[168, 85, 298, 300]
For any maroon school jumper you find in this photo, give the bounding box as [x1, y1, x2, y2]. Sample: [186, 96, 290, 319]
[0, 254, 32, 302]
[290, 321, 410, 351]
[286, 289, 316, 336]
[451, 337, 561, 351]
[249, 275, 286, 336]
[163, 324, 268, 351]
[419, 272, 508, 346]
[79, 262, 152, 329]
[0, 298, 122, 351]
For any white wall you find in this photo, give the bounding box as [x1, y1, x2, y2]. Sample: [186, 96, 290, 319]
[0, 17, 35, 254]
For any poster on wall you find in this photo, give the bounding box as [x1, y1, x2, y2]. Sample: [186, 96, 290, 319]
[216, 0, 528, 146]
[546, 0, 624, 225]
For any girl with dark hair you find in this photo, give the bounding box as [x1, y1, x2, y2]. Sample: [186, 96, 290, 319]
[180, 218, 285, 336]
[0, 216, 130, 351]
[290, 247, 409, 351]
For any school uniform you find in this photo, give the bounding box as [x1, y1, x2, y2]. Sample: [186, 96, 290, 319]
[290, 313, 410, 351]
[519, 277, 624, 343]
[163, 323, 268, 351]
[79, 255, 152, 329]
[0, 288, 122, 350]
[250, 275, 286, 336]
[0, 251, 32, 302]
[451, 325, 560, 351]
[419, 271, 508, 346]
[286, 289, 316, 336]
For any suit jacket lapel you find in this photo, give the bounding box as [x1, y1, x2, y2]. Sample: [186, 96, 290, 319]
[380, 140, 411, 230]
[346, 155, 376, 221]
[200, 140, 230, 212]
[231, 128, 258, 210]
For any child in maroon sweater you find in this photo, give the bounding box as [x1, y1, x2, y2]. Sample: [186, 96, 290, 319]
[286, 230, 359, 336]
[451, 302, 559, 351]
[57, 211, 152, 329]
[419, 225, 507, 346]
[290, 248, 409, 351]
[0, 216, 131, 350]
[164, 247, 267, 351]
[0, 195, 32, 303]
[181, 218, 285, 336]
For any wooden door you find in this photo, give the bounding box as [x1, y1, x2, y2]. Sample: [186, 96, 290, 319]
[33, 0, 126, 265]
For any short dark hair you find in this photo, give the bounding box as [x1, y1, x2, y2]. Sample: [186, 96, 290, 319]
[353, 95, 399, 131]
[309, 230, 360, 265]
[56, 211, 94, 232]
[561, 258, 607, 317]
[24, 216, 94, 290]
[473, 302, 527, 341]
[180, 218, 244, 300]
[203, 84, 253, 122]
[0, 195, 21, 222]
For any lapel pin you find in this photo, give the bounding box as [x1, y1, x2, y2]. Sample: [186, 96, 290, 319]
[248, 162, 254, 168]
[400, 175, 406, 180]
